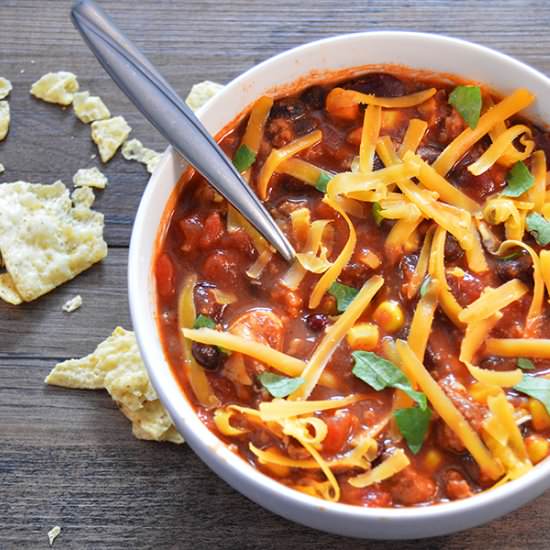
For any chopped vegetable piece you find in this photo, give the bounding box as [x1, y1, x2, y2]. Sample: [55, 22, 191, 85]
[315, 171, 332, 193]
[352, 351, 427, 410]
[502, 161, 534, 197]
[372, 202, 383, 225]
[258, 372, 305, 398]
[448, 85, 482, 129]
[233, 144, 257, 172]
[328, 281, 358, 312]
[193, 314, 217, 330]
[394, 406, 431, 454]
[514, 375, 550, 415]
[526, 212, 550, 245]
[517, 358, 535, 371]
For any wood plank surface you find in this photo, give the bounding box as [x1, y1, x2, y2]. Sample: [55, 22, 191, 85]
[2, 0, 550, 548]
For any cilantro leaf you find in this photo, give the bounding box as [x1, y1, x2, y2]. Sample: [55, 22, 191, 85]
[352, 351, 428, 410]
[233, 144, 256, 172]
[526, 212, 550, 246]
[193, 314, 217, 329]
[448, 85, 482, 129]
[258, 372, 304, 398]
[372, 202, 383, 226]
[514, 375, 550, 415]
[394, 406, 432, 454]
[517, 358, 535, 371]
[315, 171, 332, 193]
[328, 282, 359, 313]
[502, 161, 534, 197]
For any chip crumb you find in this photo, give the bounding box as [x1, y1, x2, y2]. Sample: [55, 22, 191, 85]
[121, 138, 162, 174]
[31, 71, 79, 106]
[46, 327, 184, 444]
[0, 162, 4, 174]
[185, 81, 224, 112]
[73, 90, 110, 123]
[48, 525, 61, 546]
[91, 116, 132, 163]
[62, 294, 82, 313]
[0, 180, 107, 302]
[0, 77, 12, 100]
[0, 101, 10, 141]
[0, 272, 23, 305]
[73, 167, 108, 189]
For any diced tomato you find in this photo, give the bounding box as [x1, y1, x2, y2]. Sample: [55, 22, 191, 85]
[322, 411, 353, 454]
[156, 253, 175, 297]
[199, 212, 224, 249]
[346, 126, 363, 145]
[179, 215, 203, 252]
[202, 249, 241, 286]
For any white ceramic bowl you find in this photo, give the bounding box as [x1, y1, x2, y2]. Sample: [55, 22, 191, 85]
[129, 32, 550, 539]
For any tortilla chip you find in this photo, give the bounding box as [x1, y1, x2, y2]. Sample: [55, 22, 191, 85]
[73, 167, 108, 189]
[47, 525, 61, 546]
[0, 180, 107, 301]
[73, 91, 110, 123]
[62, 294, 82, 312]
[185, 81, 224, 112]
[121, 138, 161, 174]
[30, 71, 79, 106]
[0, 272, 23, 305]
[91, 116, 132, 163]
[0, 101, 9, 141]
[46, 327, 183, 444]
[0, 77, 12, 100]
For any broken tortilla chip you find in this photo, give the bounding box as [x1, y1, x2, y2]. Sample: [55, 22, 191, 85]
[30, 71, 79, 105]
[185, 80, 223, 112]
[0, 77, 12, 100]
[45, 327, 183, 444]
[0, 272, 23, 305]
[73, 167, 108, 189]
[62, 294, 82, 312]
[72, 90, 110, 123]
[0, 180, 107, 302]
[91, 116, 132, 163]
[0, 101, 9, 141]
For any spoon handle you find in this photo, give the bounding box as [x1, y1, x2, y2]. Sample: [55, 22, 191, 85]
[71, 0, 295, 262]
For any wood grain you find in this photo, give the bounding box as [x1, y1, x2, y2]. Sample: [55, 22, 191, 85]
[2, 0, 550, 548]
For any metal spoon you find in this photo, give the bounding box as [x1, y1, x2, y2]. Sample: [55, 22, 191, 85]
[71, 0, 295, 262]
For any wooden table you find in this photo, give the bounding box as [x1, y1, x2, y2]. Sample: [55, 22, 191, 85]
[2, 0, 550, 547]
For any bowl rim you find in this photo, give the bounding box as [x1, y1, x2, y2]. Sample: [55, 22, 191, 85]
[129, 30, 550, 535]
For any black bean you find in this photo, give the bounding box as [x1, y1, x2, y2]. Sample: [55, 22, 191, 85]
[344, 73, 406, 98]
[269, 98, 306, 120]
[191, 342, 224, 370]
[305, 313, 329, 332]
[444, 234, 463, 262]
[416, 144, 444, 164]
[300, 85, 326, 110]
[496, 252, 533, 285]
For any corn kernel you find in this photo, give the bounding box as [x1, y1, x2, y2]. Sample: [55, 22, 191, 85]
[347, 322, 379, 350]
[528, 398, 550, 431]
[525, 434, 550, 464]
[373, 300, 405, 333]
[423, 449, 443, 472]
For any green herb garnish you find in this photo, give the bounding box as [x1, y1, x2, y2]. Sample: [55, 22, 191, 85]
[315, 171, 332, 193]
[193, 314, 217, 329]
[372, 202, 383, 226]
[499, 251, 522, 261]
[258, 372, 304, 398]
[352, 351, 427, 410]
[233, 144, 256, 172]
[502, 161, 534, 197]
[526, 212, 550, 246]
[514, 375, 550, 415]
[328, 282, 359, 313]
[517, 358, 535, 371]
[448, 85, 482, 129]
[394, 406, 432, 454]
